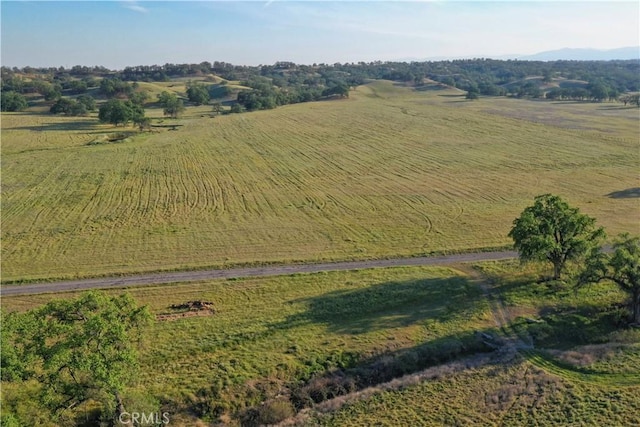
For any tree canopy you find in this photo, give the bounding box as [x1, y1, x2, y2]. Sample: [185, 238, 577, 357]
[1, 91, 28, 112]
[50, 95, 95, 116]
[186, 81, 210, 105]
[98, 99, 145, 126]
[1, 291, 151, 424]
[579, 234, 640, 325]
[508, 194, 605, 279]
[158, 91, 185, 118]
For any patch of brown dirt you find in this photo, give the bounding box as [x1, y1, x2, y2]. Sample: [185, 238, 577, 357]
[156, 300, 215, 321]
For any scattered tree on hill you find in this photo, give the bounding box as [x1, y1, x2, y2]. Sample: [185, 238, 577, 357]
[137, 117, 151, 132]
[98, 99, 146, 126]
[129, 91, 149, 106]
[77, 94, 96, 111]
[587, 81, 609, 102]
[579, 234, 640, 325]
[1, 292, 151, 424]
[129, 102, 146, 128]
[50, 97, 82, 115]
[620, 94, 640, 107]
[100, 77, 134, 98]
[477, 82, 505, 96]
[186, 81, 210, 105]
[516, 81, 542, 98]
[1, 91, 28, 111]
[49, 95, 95, 116]
[465, 88, 479, 100]
[321, 82, 350, 98]
[66, 79, 88, 94]
[508, 194, 605, 280]
[158, 91, 185, 118]
[212, 102, 222, 115]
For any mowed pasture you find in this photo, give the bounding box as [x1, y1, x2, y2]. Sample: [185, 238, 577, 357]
[2, 81, 638, 281]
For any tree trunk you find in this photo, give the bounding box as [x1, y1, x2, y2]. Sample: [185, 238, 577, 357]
[632, 287, 640, 326]
[114, 392, 131, 426]
[552, 262, 562, 280]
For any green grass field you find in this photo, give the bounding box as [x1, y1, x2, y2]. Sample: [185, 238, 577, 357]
[300, 261, 640, 427]
[309, 358, 640, 427]
[0, 266, 494, 425]
[2, 81, 637, 282]
[2, 261, 638, 425]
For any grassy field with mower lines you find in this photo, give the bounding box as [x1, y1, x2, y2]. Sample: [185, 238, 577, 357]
[2, 81, 638, 281]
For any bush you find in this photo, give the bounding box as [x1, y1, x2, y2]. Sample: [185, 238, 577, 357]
[257, 400, 295, 425]
[291, 373, 357, 409]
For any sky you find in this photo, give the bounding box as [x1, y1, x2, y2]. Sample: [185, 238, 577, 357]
[1, 1, 639, 69]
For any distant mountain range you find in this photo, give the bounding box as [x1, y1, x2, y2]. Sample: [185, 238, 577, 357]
[517, 46, 640, 61]
[399, 46, 639, 63]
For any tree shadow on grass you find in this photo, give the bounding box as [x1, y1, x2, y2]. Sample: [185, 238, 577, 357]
[414, 84, 451, 92]
[195, 275, 500, 422]
[512, 302, 627, 350]
[597, 104, 638, 110]
[606, 188, 640, 199]
[8, 121, 111, 133]
[274, 276, 483, 335]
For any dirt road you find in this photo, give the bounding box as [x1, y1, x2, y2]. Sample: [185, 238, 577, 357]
[1, 250, 517, 296]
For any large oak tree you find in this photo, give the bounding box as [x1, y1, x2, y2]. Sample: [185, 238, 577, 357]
[508, 194, 605, 279]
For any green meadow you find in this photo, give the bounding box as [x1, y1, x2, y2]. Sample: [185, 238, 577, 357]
[1, 266, 494, 425]
[2, 261, 638, 425]
[303, 261, 640, 426]
[2, 81, 638, 282]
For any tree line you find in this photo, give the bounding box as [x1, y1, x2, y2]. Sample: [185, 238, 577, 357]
[3, 59, 638, 113]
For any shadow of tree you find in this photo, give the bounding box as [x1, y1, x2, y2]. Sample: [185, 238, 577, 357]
[414, 85, 450, 92]
[8, 121, 112, 133]
[597, 105, 636, 110]
[274, 276, 482, 335]
[192, 275, 503, 421]
[606, 188, 640, 199]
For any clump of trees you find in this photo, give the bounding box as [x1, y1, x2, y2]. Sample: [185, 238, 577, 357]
[1, 91, 28, 111]
[545, 82, 620, 102]
[620, 94, 640, 107]
[99, 77, 135, 98]
[510, 194, 639, 325]
[1, 291, 152, 425]
[50, 95, 96, 116]
[186, 81, 210, 105]
[98, 99, 146, 126]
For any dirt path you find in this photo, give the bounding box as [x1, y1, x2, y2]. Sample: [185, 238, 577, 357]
[1, 250, 517, 296]
[453, 264, 533, 352]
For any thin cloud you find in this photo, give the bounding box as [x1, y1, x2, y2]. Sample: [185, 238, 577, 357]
[122, 1, 148, 14]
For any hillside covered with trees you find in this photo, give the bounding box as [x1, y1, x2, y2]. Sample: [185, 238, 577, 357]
[2, 59, 639, 114]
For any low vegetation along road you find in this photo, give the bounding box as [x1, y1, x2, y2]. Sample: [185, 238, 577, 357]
[1, 250, 517, 296]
